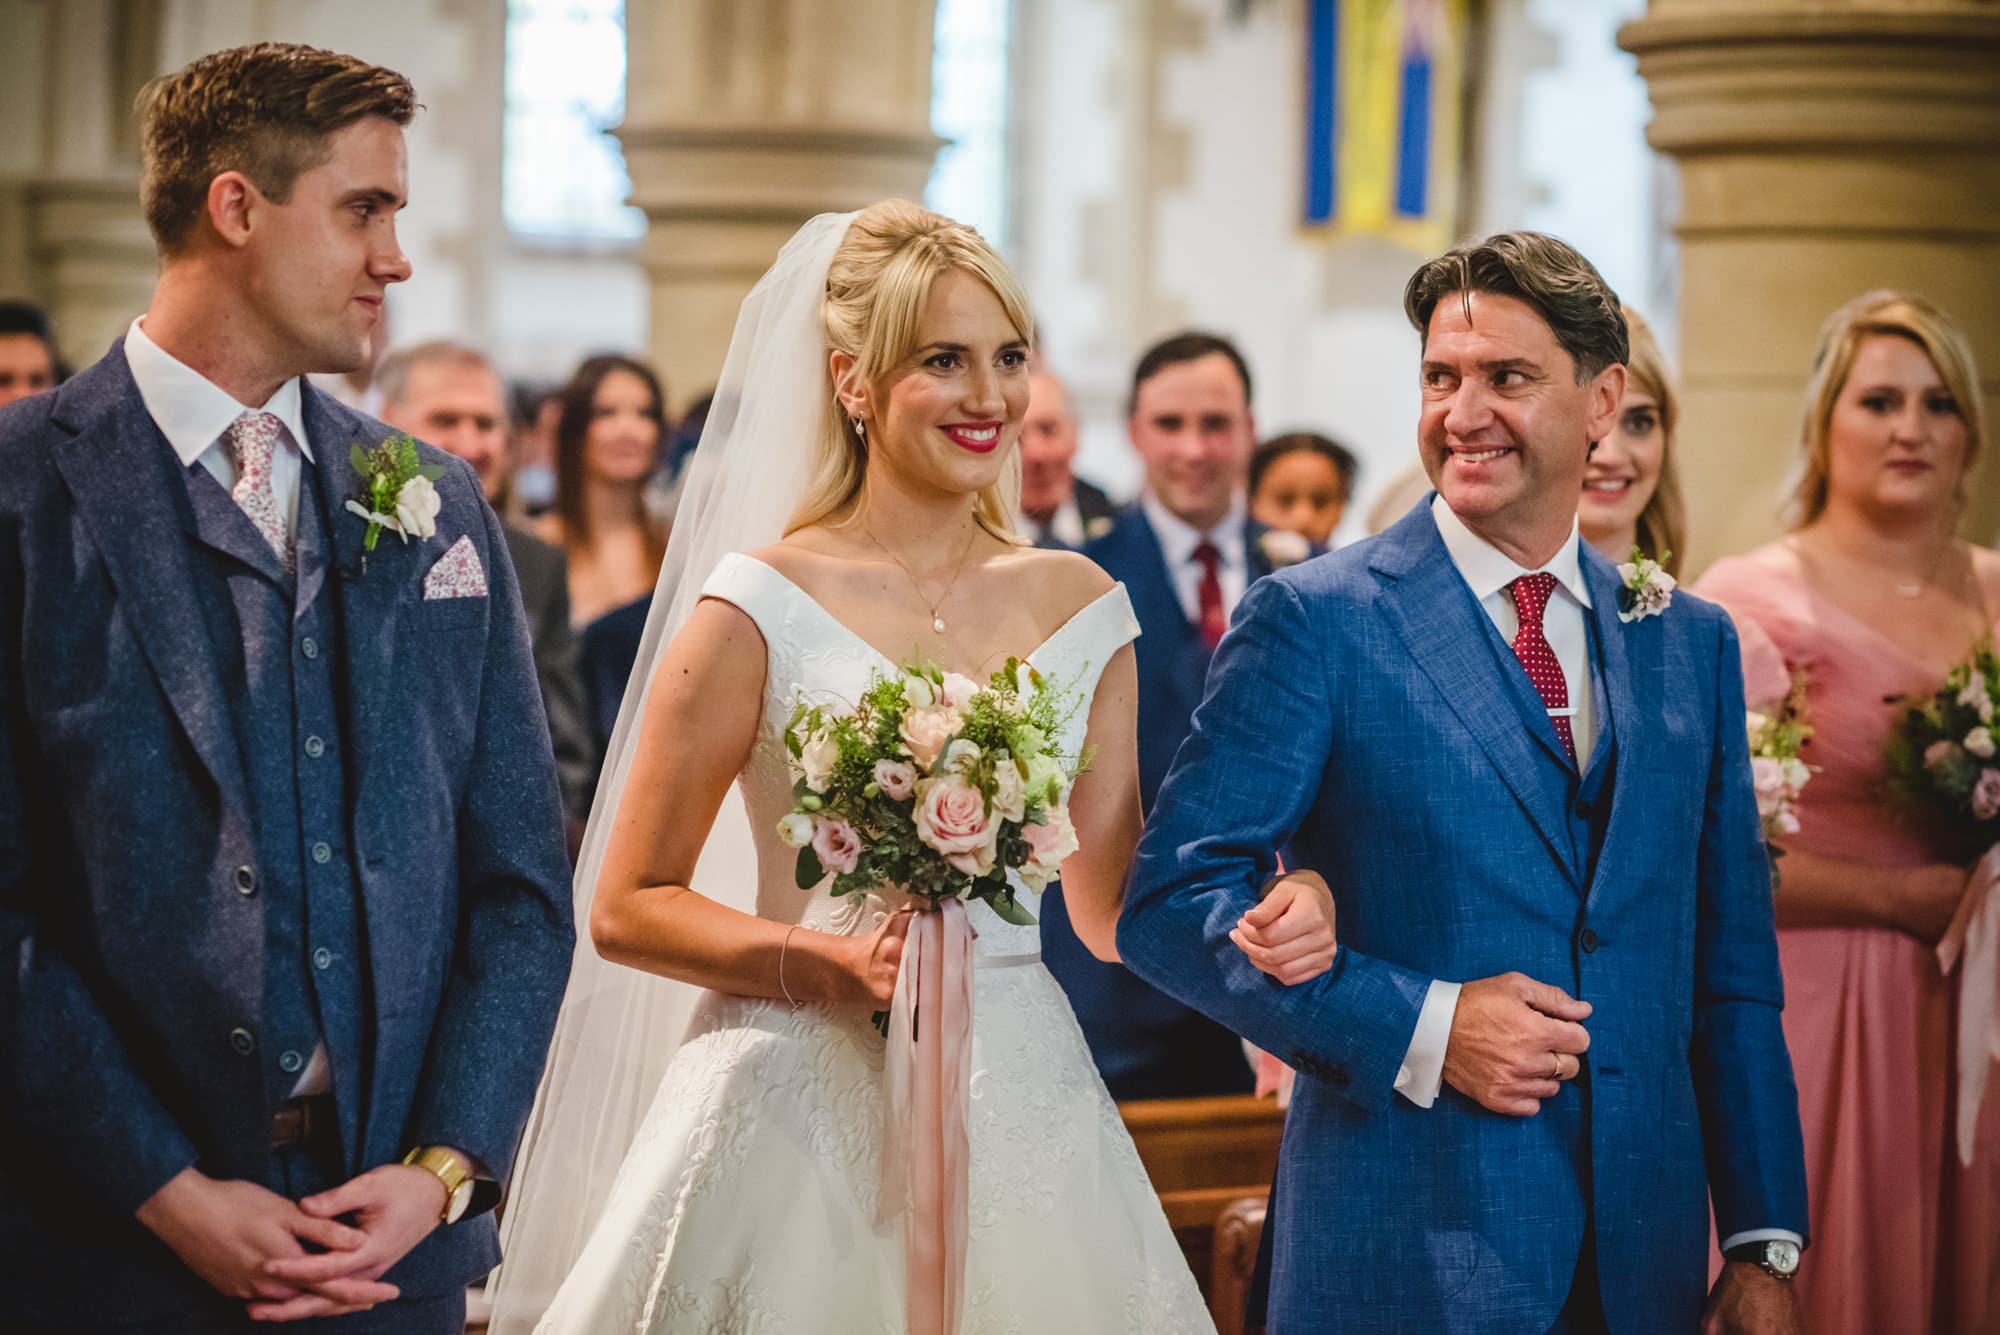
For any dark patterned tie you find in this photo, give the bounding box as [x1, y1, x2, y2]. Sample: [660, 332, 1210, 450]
[1192, 540, 1227, 651]
[1508, 572, 1575, 764]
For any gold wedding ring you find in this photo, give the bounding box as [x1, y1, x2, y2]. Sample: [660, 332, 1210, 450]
[1550, 1052, 1565, 1081]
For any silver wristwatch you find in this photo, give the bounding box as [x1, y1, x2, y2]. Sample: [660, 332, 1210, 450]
[1725, 1238, 1800, 1281]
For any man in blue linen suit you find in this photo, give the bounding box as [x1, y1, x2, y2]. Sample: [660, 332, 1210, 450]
[1119, 235, 1808, 1333]
[1041, 332, 1303, 1100]
[0, 45, 571, 1332]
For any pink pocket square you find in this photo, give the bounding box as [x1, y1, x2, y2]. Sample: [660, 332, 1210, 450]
[422, 535, 488, 600]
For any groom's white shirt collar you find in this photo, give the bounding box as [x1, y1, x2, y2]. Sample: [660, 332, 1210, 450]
[1429, 494, 1591, 611]
[125, 316, 313, 472]
[1143, 490, 1249, 625]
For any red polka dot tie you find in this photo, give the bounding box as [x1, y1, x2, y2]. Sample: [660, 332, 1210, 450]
[1508, 572, 1575, 765]
[224, 411, 294, 575]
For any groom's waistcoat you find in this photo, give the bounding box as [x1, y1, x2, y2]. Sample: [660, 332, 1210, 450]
[178, 459, 367, 1138]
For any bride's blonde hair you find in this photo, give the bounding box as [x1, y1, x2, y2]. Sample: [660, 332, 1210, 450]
[787, 199, 1034, 541]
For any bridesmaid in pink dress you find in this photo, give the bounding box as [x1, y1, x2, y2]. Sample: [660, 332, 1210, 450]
[1695, 290, 1995, 1334]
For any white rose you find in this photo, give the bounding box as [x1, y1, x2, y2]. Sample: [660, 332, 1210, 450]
[1782, 757, 1812, 790]
[776, 812, 816, 848]
[940, 738, 983, 776]
[799, 729, 841, 793]
[1260, 529, 1312, 568]
[1968, 727, 1996, 759]
[1959, 677, 1995, 725]
[903, 674, 936, 709]
[394, 475, 441, 540]
[992, 757, 1026, 824]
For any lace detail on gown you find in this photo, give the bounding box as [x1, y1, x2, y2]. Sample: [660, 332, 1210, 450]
[534, 553, 1213, 1335]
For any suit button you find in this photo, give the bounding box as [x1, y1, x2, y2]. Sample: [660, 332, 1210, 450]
[279, 1049, 303, 1074]
[301, 636, 319, 660]
[228, 1027, 255, 1056]
[1579, 928, 1600, 954]
[313, 948, 333, 970]
[311, 841, 332, 865]
[234, 866, 257, 896]
[304, 735, 325, 759]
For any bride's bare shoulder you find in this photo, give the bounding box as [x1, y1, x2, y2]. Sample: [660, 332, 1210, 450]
[998, 544, 1116, 618]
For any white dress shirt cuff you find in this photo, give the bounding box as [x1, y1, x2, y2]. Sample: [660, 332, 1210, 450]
[1720, 1227, 1806, 1253]
[1392, 979, 1461, 1108]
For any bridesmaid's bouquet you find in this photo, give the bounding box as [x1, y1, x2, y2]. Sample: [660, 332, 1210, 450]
[776, 658, 1089, 926]
[1885, 641, 2000, 850]
[1748, 674, 1815, 883]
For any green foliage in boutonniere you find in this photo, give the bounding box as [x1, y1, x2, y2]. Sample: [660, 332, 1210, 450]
[346, 434, 444, 555]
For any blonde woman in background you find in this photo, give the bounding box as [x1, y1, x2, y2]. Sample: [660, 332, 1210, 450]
[1578, 307, 1686, 574]
[1695, 291, 1998, 1333]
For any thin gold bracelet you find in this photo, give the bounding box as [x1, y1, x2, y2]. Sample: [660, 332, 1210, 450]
[779, 924, 802, 1009]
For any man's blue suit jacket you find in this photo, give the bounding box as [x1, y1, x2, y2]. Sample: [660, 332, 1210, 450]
[0, 346, 575, 1325]
[1119, 499, 1808, 1333]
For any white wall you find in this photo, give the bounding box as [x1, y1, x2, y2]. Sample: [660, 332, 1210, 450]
[1008, 0, 1669, 543]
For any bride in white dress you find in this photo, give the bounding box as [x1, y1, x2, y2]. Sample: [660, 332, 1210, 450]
[487, 201, 1335, 1335]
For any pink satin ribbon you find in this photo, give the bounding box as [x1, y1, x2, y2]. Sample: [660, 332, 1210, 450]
[880, 898, 975, 1335]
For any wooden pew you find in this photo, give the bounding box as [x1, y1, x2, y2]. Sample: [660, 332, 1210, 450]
[1118, 1094, 1284, 1321]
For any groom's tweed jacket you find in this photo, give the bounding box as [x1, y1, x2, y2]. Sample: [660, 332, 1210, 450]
[0, 345, 573, 1327]
[1120, 497, 1808, 1334]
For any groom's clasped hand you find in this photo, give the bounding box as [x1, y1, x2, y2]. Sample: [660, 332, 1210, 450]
[1442, 971, 1593, 1116]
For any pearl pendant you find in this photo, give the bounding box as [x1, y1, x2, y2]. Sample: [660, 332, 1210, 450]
[933, 617, 946, 633]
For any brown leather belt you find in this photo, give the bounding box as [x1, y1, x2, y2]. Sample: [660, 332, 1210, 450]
[271, 1094, 335, 1149]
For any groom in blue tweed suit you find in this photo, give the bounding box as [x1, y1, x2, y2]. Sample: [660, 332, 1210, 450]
[1120, 234, 1809, 1333]
[0, 47, 571, 1332]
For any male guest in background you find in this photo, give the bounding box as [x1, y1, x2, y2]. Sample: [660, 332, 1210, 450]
[1019, 367, 1115, 549]
[378, 339, 597, 830]
[0, 300, 65, 407]
[0, 44, 572, 1333]
[1119, 233, 1807, 1333]
[1043, 330, 1302, 1100]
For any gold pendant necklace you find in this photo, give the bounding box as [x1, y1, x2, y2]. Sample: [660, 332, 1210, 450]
[867, 520, 979, 634]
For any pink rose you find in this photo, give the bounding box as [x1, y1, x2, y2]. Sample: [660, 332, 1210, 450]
[1974, 768, 2000, 822]
[1927, 740, 1963, 772]
[811, 816, 862, 875]
[915, 776, 998, 876]
[1018, 803, 1079, 890]
[940, 672, 982, 713]
[874, 758, 918, 801]
[899, 705, 961, 770]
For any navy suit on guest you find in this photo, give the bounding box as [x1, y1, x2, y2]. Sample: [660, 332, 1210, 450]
[0, 344, 574, 1330]
[1038, 504, 1288, 1100]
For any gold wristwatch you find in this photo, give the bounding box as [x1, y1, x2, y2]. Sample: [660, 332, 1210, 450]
[401, 1145, 477, 1225]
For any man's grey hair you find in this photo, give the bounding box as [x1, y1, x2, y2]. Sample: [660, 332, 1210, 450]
[373, 339, 501, 410]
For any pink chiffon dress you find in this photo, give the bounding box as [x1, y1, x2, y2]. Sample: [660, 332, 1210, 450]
[1698, 541, 2000, 1334]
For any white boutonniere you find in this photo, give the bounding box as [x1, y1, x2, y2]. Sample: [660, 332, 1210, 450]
[345, 434, 444, 563]
[1258, 528, 1312, 569]
[1616, 547, 1675, 623]
[1084, 515, 1116, 542]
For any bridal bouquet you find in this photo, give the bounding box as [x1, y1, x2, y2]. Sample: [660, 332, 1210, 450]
[1886, 642, 2000, 853]
[776, 658, 1089, 926]
[1748, 673, 1814, 882]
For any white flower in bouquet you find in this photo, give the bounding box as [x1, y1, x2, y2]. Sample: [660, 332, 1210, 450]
[903, 673, 937, 708]
[776, 812, 816, 848]
[991, 758, 1027, 824]
[1023, 752, 1066, 808]
[1959, 675, 1995, 725]
[939, 738, 983, 777]
[799, 728, 841, 793]
[1968, 727, 1997, 759]
[915, 776, 999, 876]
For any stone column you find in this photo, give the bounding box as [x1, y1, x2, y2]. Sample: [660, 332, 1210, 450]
[0, 0, 163, 366]
[1620, 2, 2000, 571]
[619, 0, 942, 410]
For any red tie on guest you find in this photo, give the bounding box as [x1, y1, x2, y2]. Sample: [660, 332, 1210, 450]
[1507, 572, 1575, 765]
[1192, 540, 1227, 651]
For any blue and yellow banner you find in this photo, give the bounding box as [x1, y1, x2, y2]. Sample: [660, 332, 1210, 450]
[1303, 0, 1467, 252]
